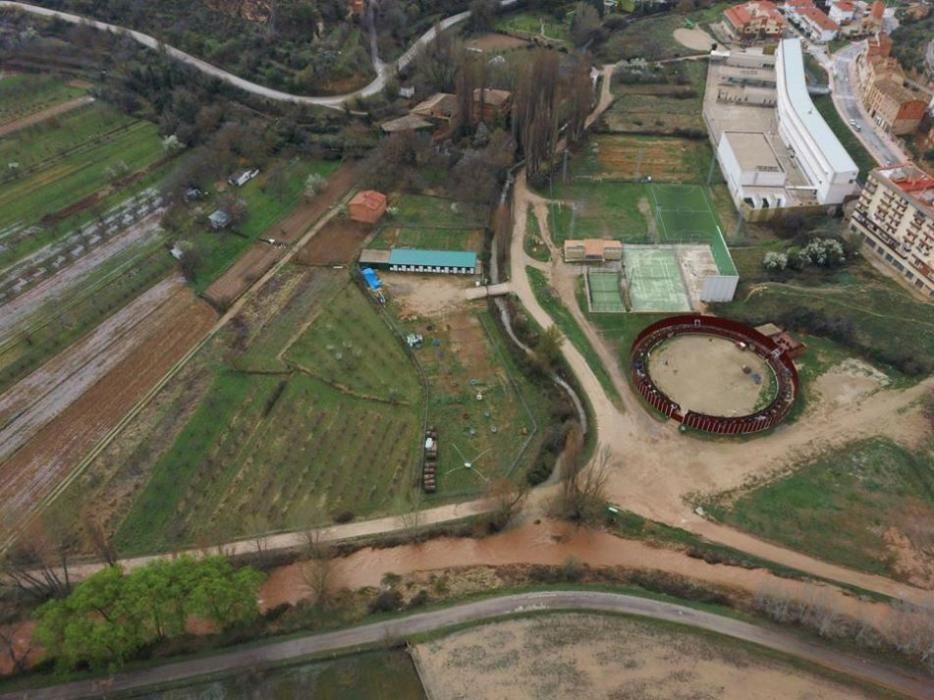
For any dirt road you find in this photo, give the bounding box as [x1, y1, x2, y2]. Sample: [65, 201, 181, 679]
[0, 95, 93, 137]
[7, 591, 929, 700]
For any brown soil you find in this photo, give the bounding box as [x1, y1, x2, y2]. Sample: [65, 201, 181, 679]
[382, 273, 477, 318]
[0, 96, 94, 136]
[204, 242, 284, 307]
[446, 312, 491, 379]
[0, 278, 216, 532]
[0, 621, 40, 676]
[649, 334, 773, 416]
[465, 33, 529, 52]
[413, 613, 885, 700]
[203, 160, 359, 306]
[294, 217, 371, 266]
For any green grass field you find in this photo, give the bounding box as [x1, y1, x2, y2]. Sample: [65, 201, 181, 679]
[548, 182, 651, 245]
[152, 650, 426, 699]
[604, 61, 707, 134]
[703, 438, 934, 580]
[494, 10, 571, 43]
[186, 159, 340, 292]
[0, 75, 85, 125]
[598, 3, 728, 62]
[524, 205, 551, 262]
[113, 271, 424, 554]
[370, 193, 488, 253]
[528, 267, 621, 404]
[650, 184, 736, 275]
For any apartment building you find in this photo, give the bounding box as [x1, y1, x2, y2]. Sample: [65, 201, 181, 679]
[850, 164, 934, 297]
[724, 0, 785, 37]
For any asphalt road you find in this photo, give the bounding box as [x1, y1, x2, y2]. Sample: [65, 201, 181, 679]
[4, 591, 931, 700]
[829, 42, 909, 166]
[0, 1, 517, 110]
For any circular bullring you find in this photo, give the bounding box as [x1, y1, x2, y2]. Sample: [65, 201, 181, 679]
[630, 315, 799, 435]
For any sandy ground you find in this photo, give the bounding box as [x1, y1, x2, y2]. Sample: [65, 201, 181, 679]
[813, 358, 890, 407]
[0, 212, 164, 339]
[673, 26, 715, 52]
[0, 276, 180, 462]
[464, 32, 529, 52]
[0, 95, 94, 137]
[649, 334, 773, 416]
[295, 217, 371, 266]
[204, 242, 284, 306]
[413, 613, 886, 700]
[0, 277, 216, 531]
[382, 273, 477, 318]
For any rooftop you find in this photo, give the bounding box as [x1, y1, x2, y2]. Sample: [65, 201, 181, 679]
[564, 239, 624, 256]
[350, 190, 387, 211]
[725, 0, 784, 26]
[388, 248, 478, 268]
[799, 5, 839, 30]
[878, 164, 934, 209]
[723, 131, 784, 172]
[411, 93, 458, 118]
[870, 0, 884, 19]
[381, 114, 434, 133]
[778, 39, 857, 174]
[473, 88, 512, 106]
[833, 0, 854, 9]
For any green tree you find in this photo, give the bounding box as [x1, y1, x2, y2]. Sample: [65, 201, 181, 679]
[535, 324, 565, 371]
[188, 557, 264, 628]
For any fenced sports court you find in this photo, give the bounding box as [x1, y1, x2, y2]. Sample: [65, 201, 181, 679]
[649, 184, 737, 276]
[623, 247, 691, 312]
[586, 269, 625, 313]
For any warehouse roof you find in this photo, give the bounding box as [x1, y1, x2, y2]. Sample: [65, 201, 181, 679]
[723, 132, 783, 172]
[389, 249, 478, 268]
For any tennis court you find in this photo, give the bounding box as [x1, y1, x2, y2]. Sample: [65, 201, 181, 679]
[624, 247, 692, 312]
[649, 184, 737, 276]
[587, 269, 625, 313]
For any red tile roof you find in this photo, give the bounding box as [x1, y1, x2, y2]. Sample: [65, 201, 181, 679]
[870, 0, 884, 19]
[725, 0, 783, 28]
[800, 5, 839, 30]
[349, 190, 387, 211]
[832, 0, 854, 11]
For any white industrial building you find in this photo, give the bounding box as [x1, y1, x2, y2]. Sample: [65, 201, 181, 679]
[774, 39, 859, 205]
[717, 131, 788, 209]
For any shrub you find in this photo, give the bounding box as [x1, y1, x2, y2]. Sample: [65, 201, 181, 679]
[408, 589, 430, 608]
[369, 589, 403, 614]
[333, 511, 355, 523]
[762, 251, 788, 271]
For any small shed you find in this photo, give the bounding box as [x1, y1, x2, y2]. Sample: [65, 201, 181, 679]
[209, 209, 231, 230]
[348, 191, 388, 224]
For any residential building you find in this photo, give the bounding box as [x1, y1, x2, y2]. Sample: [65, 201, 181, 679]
[857, 40, 931, 135]
[411, 93, 458, 122]
[828, 0, 855, 24]
[348, 190, 387, 224]
[796, 4, 839, 42]
[563, 239, 623, 263]
[774, 39, 859, 204]
[472, 88, 512, 123]
[849, 163, 934, 297]
[863, 0, 884, 33]
[723, 1, 785, 37]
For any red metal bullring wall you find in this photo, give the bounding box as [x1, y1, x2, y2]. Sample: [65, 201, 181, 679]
[630, 315, 800, 435]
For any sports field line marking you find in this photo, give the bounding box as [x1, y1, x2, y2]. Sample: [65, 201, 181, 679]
[653, 207, 713, 215]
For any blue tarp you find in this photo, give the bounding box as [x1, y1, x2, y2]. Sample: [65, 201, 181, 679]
[362, 267, 381, 290]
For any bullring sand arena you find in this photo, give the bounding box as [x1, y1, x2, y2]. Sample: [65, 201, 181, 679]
[649, 334, 775, 416]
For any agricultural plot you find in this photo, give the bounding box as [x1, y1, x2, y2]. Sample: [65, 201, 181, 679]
[0, 103, 164, 266]
[371, 194, 488, 253]
[576, 135, 713, 183]
[0, 75, 85, 128]
[603, 61, 707, 134]
[494, 10, 571, 44]
[391, 305, 542, 495]
[111, 269, 425, 554]
[704, 438, 934, 584]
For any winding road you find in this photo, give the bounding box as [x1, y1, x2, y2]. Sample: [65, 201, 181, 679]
[4, 591, 931, 700]
[0, 0, 517, 110]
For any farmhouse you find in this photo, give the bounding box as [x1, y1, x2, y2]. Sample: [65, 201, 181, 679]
[563, 239, 623, 263]
[348, 190, 388, 224]
[411, 93, 458, 122]
[473, 88, 512, 122]
[723, 0, 785, 37]
[359, 248, 478, 274]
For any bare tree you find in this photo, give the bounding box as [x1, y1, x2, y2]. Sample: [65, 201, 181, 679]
[514, 50, 561, 183]
[0, 615, 31, 675]
[0, 517, 74, 599]
[300, 530, 335, 609]
[558, 429, 612, 523]
[82, 508, 117, 566]
[486, 478, 530, 531]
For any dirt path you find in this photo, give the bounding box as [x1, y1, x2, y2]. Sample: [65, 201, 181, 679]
[508, 171, 934, 603]
[11, 590, 931, 700]
[0, 95, 94, 137]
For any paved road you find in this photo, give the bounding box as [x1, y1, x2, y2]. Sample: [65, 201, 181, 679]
[829, 42, 909, 167]
[0, 1, 517, 110]
[5, 591, 930, 700]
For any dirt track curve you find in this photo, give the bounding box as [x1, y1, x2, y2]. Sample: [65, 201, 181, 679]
[4, 591, 930, 700]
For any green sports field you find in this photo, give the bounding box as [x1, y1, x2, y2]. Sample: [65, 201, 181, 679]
[587, 270, 625, 313]
[649, 184, 737, 276]
[624, 247, 691, 312]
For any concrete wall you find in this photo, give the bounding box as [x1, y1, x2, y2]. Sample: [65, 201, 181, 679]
[701, 275, 739, 302]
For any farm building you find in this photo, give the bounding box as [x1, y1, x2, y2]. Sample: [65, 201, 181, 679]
[381, 114, 434, 134]
[348, 190, 388, 224]
[411, 93, 458, 122]
[208, 209, 231, 230]
[359, 248, 478, 274]
[563, 239, 623, 263]
[228, 168, 260, 187]
[473, 88, 512, 122]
